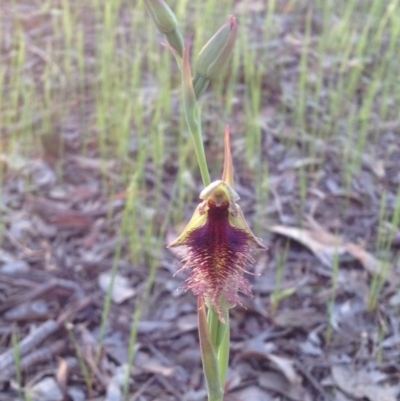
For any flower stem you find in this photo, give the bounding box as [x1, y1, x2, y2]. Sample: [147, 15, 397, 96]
[207, 307, 229, 390]
[182, 36, 211, 187]
[192, 118, 211, 187]
[217, 313, 230, 388]
[198, 298, 224, 401]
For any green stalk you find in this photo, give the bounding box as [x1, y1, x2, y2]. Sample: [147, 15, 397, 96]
[192, 118, 211, 187]
[198, 298, 224, 401]
[217, 312, 229, 388]
[182, 36, 211, 186]
[207, 306, 229, 390]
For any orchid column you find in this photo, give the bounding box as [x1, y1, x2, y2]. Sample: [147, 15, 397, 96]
[144, 2, 266, 399]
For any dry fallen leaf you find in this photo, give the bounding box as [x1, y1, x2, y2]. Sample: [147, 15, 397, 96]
[266, 354, 302, 386]
[344, 242, 384, 275]
[258, 370, 307, 401]
[230, 385, 274, 401]
[134, 351, 175, 377]
[29, 377, 64, 401]
[332, 364, 398, 401]
[55, 357, 69, 400]
[29, 197, 93, 229]
[105, 365, 128, 401]
[269, 223, 346, 267]
[238, 336, 307, 400]
[270, 218, 390, 279]
[362, 154, 385, 179]
[98, 272, 135, 304]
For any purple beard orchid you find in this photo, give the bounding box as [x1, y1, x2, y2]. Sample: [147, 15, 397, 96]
[168, 127, 266, 322]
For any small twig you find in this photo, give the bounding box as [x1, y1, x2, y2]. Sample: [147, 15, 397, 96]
[57, 295, 94, 324]
[75, 324, 109, 388]
[0, 280, 55, 314]
[0, 320, 59, 372]
[0, 277, 85, 314]
[0, 295, 93, 374]
[0, 340, 67, 381]
[3, 229, 46, 257]
[295, 361, 333, 401]
[155, 375, 184, 399]
[129, 376, 156, 401]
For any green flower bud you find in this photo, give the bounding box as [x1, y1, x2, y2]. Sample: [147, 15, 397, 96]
[144, 0, 184, 56]
[195, 16, 237, 81]
[144, 0, 178, 34]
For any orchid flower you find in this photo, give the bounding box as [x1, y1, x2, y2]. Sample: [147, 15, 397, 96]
[168, 126, 266, 323]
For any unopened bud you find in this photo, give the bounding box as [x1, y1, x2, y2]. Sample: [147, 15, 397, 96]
[144, 0, 184, 56]
[195, 16, 237, 84]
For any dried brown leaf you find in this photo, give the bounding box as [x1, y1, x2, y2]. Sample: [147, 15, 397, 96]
[98, 272, 135, 304]
[56, 357, 69, 400]
[29, 377, 64, 401]
[266, 354, 301, 385]
[332, 364, 398, 401]
[135, 351, 175, 377]
[344, 243, 384, 276]
[270, 219, 391, 280]
[269, 223, 345, 267]
[230, 385, 274, 401]
[258, 371, 307, 401]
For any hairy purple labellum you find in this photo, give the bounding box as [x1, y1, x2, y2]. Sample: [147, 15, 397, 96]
[177, 200, 254, 322]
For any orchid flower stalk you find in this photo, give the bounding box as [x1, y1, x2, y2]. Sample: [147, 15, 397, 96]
[168, 127, 266, 399]
[144, 3, 266, 399]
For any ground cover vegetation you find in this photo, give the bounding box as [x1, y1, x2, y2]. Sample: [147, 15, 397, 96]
[1, 0, 400, 400]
